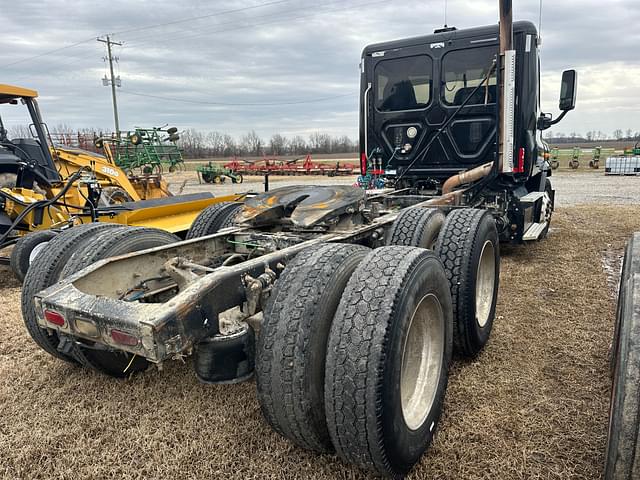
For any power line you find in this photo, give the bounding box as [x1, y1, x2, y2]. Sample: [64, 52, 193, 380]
[114, 0, 291, 37]
[123, 0, 341, 44]
[2, 37, 96, 68]
[126, 0, 393, 48]
[1, 1, 292, 69]
[119, 89, 356, 106]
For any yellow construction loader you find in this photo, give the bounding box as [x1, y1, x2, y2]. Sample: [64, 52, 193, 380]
[0, 84, 242, 280]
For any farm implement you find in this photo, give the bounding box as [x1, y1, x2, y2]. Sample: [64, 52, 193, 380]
[95, 126, 185, 175]
[196, 161, 244, 184]
[223, 154, 355, 177]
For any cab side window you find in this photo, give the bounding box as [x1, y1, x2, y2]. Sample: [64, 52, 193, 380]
[442, 46, 497, 106]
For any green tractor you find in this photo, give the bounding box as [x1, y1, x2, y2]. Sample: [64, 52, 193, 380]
[196, 161, 244, 184]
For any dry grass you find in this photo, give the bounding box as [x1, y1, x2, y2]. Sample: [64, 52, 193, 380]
[1, 206, 638, 480]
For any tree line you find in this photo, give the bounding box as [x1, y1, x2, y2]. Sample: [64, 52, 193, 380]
[544, 129, 640, 144]
[6, 124, 358, 158]
[177, 129, 358, 158]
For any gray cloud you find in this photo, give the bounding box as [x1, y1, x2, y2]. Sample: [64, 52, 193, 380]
[1, 0, 638, 140]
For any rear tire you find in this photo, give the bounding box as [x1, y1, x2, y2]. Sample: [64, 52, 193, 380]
[256, 243, 369, 453]
[435, 208, 500, 357]
[324, 246, 453, 477]
[606, 234, 640, 479]
[21, 223, 121, 363]
[60, 227, 180, 377]
[186, 202, 243, 239]
[387, 207, 445, 249]
[10, 230, 58, 282]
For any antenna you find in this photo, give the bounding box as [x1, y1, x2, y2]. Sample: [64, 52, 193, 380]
[444, 0, 448, 26]
[538, 0, 543, 42]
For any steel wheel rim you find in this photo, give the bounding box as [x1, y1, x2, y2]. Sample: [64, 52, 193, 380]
[29, 241, 49, 265]
[400, 293, 445, 431]
[475, 240, 496, 328]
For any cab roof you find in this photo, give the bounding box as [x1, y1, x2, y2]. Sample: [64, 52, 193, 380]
[0, 84, 38, 104]
[362, 20, 537, 56]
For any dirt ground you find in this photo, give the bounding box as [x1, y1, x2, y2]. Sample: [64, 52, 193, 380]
[1, 173, 640, 479]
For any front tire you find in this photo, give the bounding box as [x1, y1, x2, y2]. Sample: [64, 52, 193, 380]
[435, 208, 500, 357]
[387, 207, 445, 249]
[324, 246, 453, 477]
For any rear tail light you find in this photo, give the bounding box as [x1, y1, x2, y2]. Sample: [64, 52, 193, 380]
[44, 309, 66, 327]
[111, 329, 139, 347]
[360, 152, 367, 176]
[513, 147, 525, 173]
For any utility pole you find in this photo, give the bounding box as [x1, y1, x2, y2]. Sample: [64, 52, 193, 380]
[97, 35, 123, 137]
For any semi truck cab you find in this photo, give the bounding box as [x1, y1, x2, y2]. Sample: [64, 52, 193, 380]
[359, 21, 577, 241]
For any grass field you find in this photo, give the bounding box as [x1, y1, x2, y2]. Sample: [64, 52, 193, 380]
[1, 192, 638, 478]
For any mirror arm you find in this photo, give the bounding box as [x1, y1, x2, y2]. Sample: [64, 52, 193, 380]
[538, 109, 569, 131]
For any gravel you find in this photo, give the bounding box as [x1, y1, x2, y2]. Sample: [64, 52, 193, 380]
[165, 170, 640, 208]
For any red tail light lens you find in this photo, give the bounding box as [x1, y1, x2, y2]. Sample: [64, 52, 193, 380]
[44, 309, 66, 327]
[514, 147, 525, 173]
[360, 152, 367, 176]
[111, 329, 139, 347]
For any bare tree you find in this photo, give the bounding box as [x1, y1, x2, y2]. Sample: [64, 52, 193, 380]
[288, 135, 307, 155]
[269, 134, 287, 156]
[241, 130, 263, 156]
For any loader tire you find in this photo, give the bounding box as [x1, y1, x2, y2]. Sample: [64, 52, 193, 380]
[61, 226, 180, 279]
[605, 237, 640, 479]
[256, 243, 369, 453]
[61, 227, 180, 377]
[167, 127, 178, 135]
[186, 202, 243, 239]
[435, 208, 499, 357]
[387, 207, 445, 250]
[21, 223, 121, 363]
[10, 230, 58, 282]
[324, 247, 453, 477]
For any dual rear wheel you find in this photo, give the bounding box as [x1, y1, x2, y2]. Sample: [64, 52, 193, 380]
[256, 207, 500, 476]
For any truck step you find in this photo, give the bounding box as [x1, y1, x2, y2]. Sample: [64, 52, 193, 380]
[520, 191, 545, 203]
[523, 221, 548, 241]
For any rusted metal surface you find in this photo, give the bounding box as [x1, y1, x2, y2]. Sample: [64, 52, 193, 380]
[237, 185, 366, 228]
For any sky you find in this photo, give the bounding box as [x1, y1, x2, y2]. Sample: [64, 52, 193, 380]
[1, 0, 639, 141]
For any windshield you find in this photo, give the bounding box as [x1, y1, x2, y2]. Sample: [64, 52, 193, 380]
[375, 55, 433, 112]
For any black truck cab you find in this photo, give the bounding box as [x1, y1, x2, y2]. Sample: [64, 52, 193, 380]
[359, 21, 577, 241]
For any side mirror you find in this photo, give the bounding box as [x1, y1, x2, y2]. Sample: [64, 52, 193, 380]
[559, 70, 577, 112]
